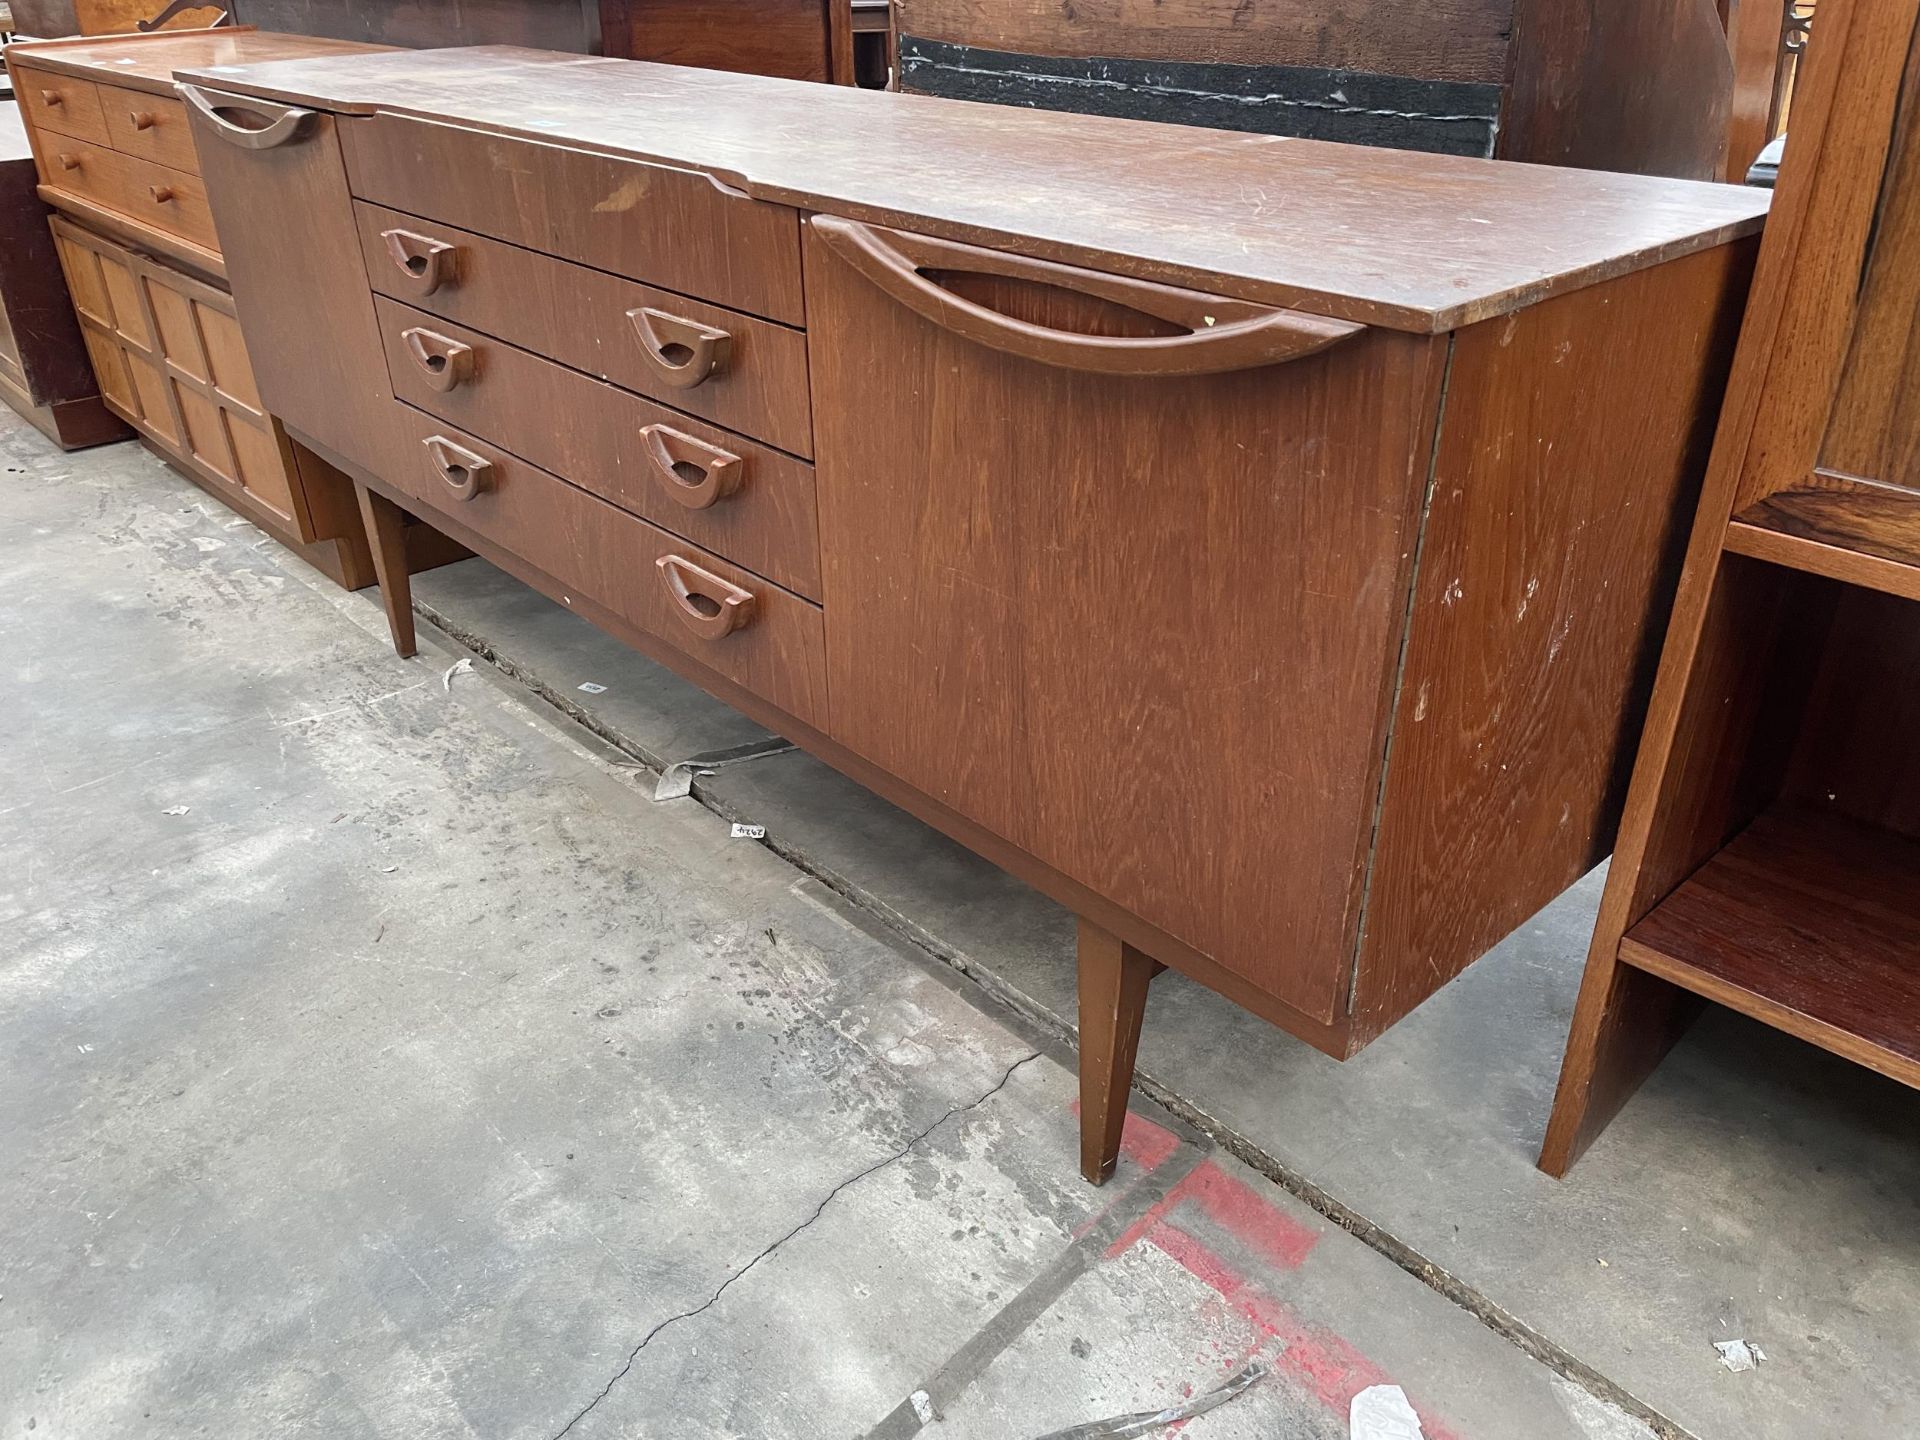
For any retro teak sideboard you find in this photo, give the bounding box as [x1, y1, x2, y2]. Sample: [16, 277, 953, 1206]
[171, 49, 1768, 1182]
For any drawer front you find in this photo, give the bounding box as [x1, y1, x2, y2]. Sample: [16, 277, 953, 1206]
[101, 86, 200, 175]
[385, 406, 827, 726]
[354, 202, 812, 457]
[42, 139, 218, 253]
[18, 70, 110, 146]
[375, 297, 821, 599]
[340, 113, 804, 325]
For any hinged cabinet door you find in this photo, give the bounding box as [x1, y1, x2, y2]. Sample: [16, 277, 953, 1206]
[804, 218, 1446, 1023]
[181, 84, 405, 484]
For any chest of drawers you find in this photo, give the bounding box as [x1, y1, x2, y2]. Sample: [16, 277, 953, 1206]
[176, 46, 1769, 1182]
[4, 28, 463, 591]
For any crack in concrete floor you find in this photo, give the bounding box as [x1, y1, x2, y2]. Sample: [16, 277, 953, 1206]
[548, 1052, 1045, 1440]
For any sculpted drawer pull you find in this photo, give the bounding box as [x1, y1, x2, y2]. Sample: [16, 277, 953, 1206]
[423, 435, 493, 502]
[402, 326, 474, 392]
[175, 85, 315, 151]
[130, 110, 158, 131]
[56, 153, 82, 172]
[41, 90, 63, 107]
[628, 307, 731, 389]
[149, 184, 176, 204]
[657, 554, 755, 640]
[381, 227, 459, 298]
[640, 424, 742, 510]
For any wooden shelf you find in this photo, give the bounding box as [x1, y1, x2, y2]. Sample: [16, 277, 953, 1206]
[1620, 805, 1920, 1087]
[1728, 487, 1920, 603]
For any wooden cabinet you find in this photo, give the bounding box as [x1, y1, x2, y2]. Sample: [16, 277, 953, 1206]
[178, 46, 1767, 1182]
[1542, 0, 1920, 1175]
[6, 27, 463, 589]
[601, 0, 855, 84]
[893, 0, 1740, 179]
[0, 101, 125, 449]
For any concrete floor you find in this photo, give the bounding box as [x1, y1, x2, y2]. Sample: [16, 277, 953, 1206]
[0, 410, 1911, 1438]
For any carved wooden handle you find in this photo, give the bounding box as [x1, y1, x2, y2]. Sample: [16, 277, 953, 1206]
[402, 327, 474, 393]
[41, 90, 64, 107]
[176, 84, 314, 151]
[809, 215, 1366, 376]
[131, 110, 159, 131]
[381, 228, 459, 298]
[56, 153, 81, 172]
[149, 184, 176, 204]
[423, 435, 492, 502]
[657, 555, 755, 640]
[640, 424, 743, 510]
[628, 307, 731, 389]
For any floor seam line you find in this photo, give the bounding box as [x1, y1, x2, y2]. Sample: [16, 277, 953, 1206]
[545, 1051, 1042, 1440]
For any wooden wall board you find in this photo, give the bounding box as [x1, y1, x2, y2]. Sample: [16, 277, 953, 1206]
[895, 0, 1737, 178]
[891, 0, 1514, 86]
[894, 39, 1503, 157]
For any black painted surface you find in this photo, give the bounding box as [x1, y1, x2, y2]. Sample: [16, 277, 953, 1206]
[898, 37, 1502, 158]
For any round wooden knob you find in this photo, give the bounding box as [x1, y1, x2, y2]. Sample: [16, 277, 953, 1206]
[149, 184, 176, 204]
[131, 110, 158, 131]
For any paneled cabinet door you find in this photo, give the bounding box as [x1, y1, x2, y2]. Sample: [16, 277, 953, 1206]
[140, 258, 309, 533]
[50, 217, 313, 536]
[51, 217, 174, 443]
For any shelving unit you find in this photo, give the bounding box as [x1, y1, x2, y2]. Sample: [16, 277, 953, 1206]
[1541, 0, 1920, 1174]
[1621, 805, 1920, 1086]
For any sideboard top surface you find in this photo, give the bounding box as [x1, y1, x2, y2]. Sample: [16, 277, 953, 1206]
[173, 45, 1769, 332]
[8, 28, 389, 96]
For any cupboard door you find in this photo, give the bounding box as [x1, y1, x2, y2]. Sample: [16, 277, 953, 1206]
[139, 258, 309, 534]
[804, 219, 1445, 1023]
[50, 217, 170, 440]
[181, 85, 405, 485]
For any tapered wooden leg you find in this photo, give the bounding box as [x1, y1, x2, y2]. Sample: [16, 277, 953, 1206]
[1077, 917, 1164, 1185]
[354, 481, 416, 658]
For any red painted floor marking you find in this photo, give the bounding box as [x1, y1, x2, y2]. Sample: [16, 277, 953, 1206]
[1097, 1157, 1462, 1440]
[1066, 1101, 1185, 1173]
[1106, 1159, 1320, 1272]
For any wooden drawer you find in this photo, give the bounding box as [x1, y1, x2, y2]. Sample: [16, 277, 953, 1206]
[41, 139, 218, 253]
[375, 296, 821, 599]
[16, 70, 110, 146]
[338, 113, 804, 325]
[354, 202, 812, 457]
[384, 405, 827, 726]
[101, 86, 200, 175]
